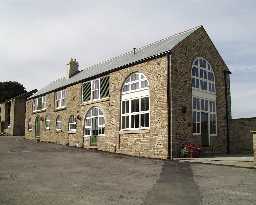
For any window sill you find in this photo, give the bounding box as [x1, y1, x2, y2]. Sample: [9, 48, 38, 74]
[28, 129, 32, 132]
[45, 128, 50, 130]
[119, 129, 150, 134]
[33, 108, 46, 114]
[68, 131, 77, 134]
[55, 107, 66, 112]
[81, 97, 110, 106]
[56, 129, 62, 133]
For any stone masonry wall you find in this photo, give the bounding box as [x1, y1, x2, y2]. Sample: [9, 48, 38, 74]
[25, 56, 169, 159]
[170, 27, 229, 156]
[230, 118, 256, 154]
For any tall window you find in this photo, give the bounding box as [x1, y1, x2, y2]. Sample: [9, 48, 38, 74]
[56, 115, 62, 131]
[68, 115, 77, 133]
[45, 115, 50, 130]
[55, 89, 67, 109]
[121, 73, 149, 130]
[33, 96, 47, 111]
[82, 76, 110, 102]
[192, 57, 217, 144]
[84, 107, 105, 136]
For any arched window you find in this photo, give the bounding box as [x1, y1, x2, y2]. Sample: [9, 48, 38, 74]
[192, 57, 216, 93]
[28, 118, 32, 131]
[121, 72, 149, 130]
[192, 57, 217, 146]
[45, 115, 50, 130]
[56, 115, 62, 131]
[84, 107, 105, 136]
[68, 115, 77, 133]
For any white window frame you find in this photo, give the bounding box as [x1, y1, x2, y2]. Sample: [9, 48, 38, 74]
[84, 107, 105, 137]
[91, 79, 100, 101]
[55, 89, 67, 109]
[56, 115, 62, 131]
[192, 57, 217, 142]
[68, 115, 77, 133]
[45, 115, 50, 130]
[121, 73, 150, 130]
[192, 57, 216, 94]
[33, 96, 47, 112]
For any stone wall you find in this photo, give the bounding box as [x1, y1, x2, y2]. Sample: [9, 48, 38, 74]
[25, 56, 169, 159]
[230, 118, 256, 154]
[0, 98, 26, 136]
[253, 132, 256, 161]
[170, 27, 230, 156]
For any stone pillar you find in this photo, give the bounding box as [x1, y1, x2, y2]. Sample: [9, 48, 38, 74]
[251, 131, 256, 163]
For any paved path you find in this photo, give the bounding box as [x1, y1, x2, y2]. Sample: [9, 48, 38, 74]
[0, 136, 256, 205]
[178, 156, 255, 169]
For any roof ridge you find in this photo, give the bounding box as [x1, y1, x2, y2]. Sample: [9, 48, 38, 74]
[81, 25, 201, 72]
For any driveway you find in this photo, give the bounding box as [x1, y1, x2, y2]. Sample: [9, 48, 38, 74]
[0, 136, 255, 205]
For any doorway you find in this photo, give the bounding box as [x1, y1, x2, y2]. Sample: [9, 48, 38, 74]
[35, 116, 40, 139]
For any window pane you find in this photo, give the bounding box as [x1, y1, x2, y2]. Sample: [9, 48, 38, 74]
[131, 73, 139, 81]
[125, 116, 129, 128]
[193, 98, 197, 110]
[123, 84, 129, 92]
[122, 101, 125, 114]
[141, 80, 149, 88]
[201, 99, 205, 111]
[192, 111, 196, 123]
[197, 112, 200, 122]
[135, 115, 139, 128]
[122, 116, 125, 129]
[141, 97, 149, 111]
[192, 78, 195, 88]
[205, 100, 208, 111]
[196, 123, 200, 133]
[200, 59, 206, 68]
[125, 101, 129, 113]
[145, 113, 149, 127]
[131, 115, 139, 128]
[196, 99, 200, 110]
[131, 115, 135, 128]
[192, 67, 198, 77]
[131, 82, 139, 90]
[131, 99, 139, 112]
[196, 79, 199, 88]
[193, 123, 197, 133]
[200, 69, 204, 78]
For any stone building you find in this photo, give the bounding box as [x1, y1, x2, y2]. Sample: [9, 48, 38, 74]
[0, 90, 37, 136]
[25, 26, 231, 159]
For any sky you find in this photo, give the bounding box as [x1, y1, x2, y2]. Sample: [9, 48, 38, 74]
[0, 0, 255, 118]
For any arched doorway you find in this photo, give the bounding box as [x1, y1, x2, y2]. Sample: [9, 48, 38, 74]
[84, 107, 105, 146]
[35, 115, 40, 139]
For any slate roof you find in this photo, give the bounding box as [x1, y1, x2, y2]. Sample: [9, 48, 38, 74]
[31, 26, 202, 98]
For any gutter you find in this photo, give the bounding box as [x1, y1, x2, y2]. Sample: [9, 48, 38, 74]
[167, 52, 173, 159]
[224, 70, 231, 154]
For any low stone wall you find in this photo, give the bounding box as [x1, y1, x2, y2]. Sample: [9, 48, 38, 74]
[253, 132, 256, 162]
[230, 117, 256, 154]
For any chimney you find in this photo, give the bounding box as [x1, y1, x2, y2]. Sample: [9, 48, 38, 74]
[67, 58, 80, 78]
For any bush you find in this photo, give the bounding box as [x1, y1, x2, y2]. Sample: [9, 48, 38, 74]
[180, 143, 201, 158]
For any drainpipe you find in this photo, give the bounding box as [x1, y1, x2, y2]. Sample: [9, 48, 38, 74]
[224, 70, 231, 154]
[167, 53, 173, 159]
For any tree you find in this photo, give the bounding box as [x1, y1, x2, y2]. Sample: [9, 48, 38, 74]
[0, 81, 27, 103]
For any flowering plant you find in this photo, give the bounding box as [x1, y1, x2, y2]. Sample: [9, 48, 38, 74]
[180, 143, 201, 158]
